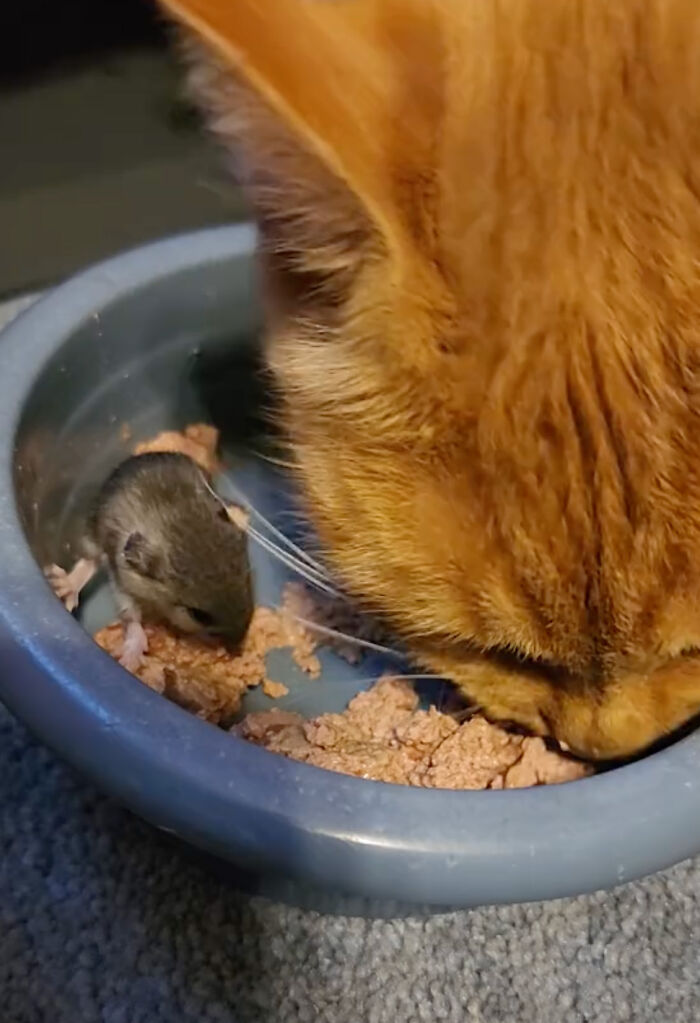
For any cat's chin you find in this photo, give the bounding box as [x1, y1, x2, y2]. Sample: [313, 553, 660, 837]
[411, 644, 700, 763]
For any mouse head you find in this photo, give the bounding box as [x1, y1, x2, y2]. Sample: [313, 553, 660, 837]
[115, 456, 254, 645]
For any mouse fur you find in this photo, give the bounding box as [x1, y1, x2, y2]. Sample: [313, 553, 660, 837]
[88, 452, 254, 644]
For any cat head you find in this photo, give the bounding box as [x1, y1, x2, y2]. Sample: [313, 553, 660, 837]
[161, 0, 700, 759]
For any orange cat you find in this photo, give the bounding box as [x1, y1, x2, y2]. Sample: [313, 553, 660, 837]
[160, 0, 700, 759]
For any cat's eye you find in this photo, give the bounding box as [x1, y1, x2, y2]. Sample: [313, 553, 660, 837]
[187, 607, 215, 628]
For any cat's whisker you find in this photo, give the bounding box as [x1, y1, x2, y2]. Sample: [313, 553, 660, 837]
[287, 614, 407, 660]
[435, 684, 474, 720]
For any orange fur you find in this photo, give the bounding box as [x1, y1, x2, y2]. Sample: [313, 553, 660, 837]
[160, 0, 700, 758]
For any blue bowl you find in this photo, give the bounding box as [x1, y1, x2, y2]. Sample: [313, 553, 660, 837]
[1, 225, 698, 908]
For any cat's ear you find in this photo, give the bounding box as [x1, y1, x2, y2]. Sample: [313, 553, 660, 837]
[160, 0, 406, 272]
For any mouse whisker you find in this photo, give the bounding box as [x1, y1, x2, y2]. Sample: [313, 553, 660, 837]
[251, 519, 333, 581]
[266, 514, 332, 572]
[286, 614, 408, 661]
[251, 449, 299, 471]
[219, 481, 336, 582]
[245, 527, 344, 598]
[246, 525, 335, 589]
[276, 674, 450, 713]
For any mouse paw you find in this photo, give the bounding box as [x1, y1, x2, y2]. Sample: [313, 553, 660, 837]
[44, 561, 94, 613]
[119, 620, 149, 673]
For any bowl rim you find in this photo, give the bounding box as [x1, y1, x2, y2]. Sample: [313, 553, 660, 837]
[0, 223, 699, 908]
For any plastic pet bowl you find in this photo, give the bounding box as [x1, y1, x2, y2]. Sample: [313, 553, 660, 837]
[1, 225, 699, 908]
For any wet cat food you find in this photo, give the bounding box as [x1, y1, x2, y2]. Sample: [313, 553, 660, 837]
[94, 424, 591, 788]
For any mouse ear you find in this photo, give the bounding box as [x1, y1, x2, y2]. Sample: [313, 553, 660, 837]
[122, 532, 162, 580]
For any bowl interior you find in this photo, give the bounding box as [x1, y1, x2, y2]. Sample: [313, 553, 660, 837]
[12, 255, 412, 723]
[9, 230, 700, 908]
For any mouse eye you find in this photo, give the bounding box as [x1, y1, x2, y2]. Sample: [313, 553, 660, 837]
[217, 506, 231, 523]
[186, 607, 215, 628]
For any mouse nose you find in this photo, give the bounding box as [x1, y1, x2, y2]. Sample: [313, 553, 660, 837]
[207, 588, 254, 646]
[226, 605, 254, 645]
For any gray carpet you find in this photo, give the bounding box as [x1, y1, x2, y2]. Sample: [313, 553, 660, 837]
[2, 297, 700, 1022]
[2, 702, 700, 1023]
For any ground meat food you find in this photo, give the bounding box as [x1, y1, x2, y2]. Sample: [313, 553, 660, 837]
[101, 425, 592, 789]
[96, 616, 590, 788]
[502, 737, 590, 788]
[241, 677, 592, 790]
[133, 423, 220, 475]
[94, 603, 319, 724]
[420, 716, 524, 789]
[262, 678, 290, 699]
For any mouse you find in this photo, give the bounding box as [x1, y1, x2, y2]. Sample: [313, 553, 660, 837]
[45, 451, 254, 672]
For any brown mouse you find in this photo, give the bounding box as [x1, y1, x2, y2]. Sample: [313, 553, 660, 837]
[45, 452, 254, 671]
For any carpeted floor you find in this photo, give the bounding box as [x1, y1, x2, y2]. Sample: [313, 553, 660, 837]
[2, 296, 699, 1022]
[2, 702, 700, 1023]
